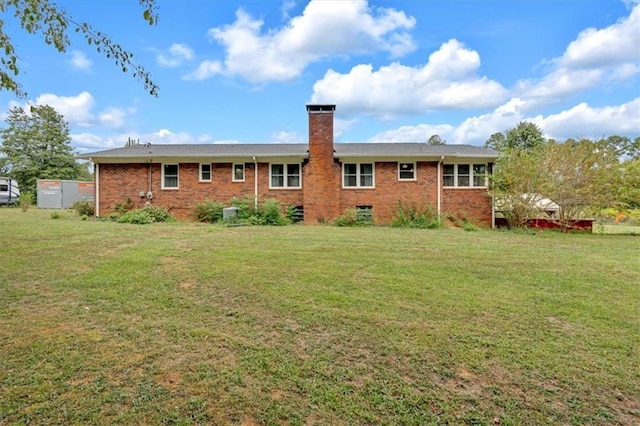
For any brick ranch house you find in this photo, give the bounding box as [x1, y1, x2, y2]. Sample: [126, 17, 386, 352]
[79, 105, 498, 226]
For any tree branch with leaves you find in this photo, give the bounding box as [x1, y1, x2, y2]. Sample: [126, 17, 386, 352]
[0, 0, 160, 97]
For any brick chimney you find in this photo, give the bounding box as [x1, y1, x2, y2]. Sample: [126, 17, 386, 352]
[303, 105, 340, 224]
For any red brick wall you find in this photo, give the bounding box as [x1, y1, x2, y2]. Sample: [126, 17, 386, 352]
[338, 161, 439, 224]
[98, 162, 302, 219]
[97, 163, 150, 215]
[441, 188, 493, 226]
[97, 161, 493, 226]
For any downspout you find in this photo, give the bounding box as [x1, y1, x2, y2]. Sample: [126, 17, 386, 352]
[490, 162, 495, 229]
[437, 155, 444, 219]
[148, 160, 152, 201]
[94, 162, 100, 217]
[253, 156, 258, 211]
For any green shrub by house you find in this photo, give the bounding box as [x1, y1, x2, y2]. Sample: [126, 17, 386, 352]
[116, 205, 174, 224]
[391, 201, 442, 229]
[193, 199, 225, 223]
[71, 200, 95, 217]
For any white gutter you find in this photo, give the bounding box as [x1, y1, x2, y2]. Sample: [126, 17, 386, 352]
[437, 155, 444, 219]
[253, 156, 258, 211]
[148, 160, 153, 197]
[94, 162, 100, 217]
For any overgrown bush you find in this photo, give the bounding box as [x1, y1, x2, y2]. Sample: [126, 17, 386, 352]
[113, 198, 135, 215]
[461, 220, 479, 231]
[391, 202, 442, 229]
[334, 208, 372, 227]
[192, 197, 289, 226]
[193, 199, 225, 223]
[50, 211, 61, 219]
[259, 199, 290, 226]
[230, 197, 256, 219]
[116, 205, 174, 225]
[19, 192, 34, 212]
[71, 200, 95, 216]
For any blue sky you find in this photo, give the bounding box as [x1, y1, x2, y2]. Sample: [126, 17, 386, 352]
[1, 0, 639, 153]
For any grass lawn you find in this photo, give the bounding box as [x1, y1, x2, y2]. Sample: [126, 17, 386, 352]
[1, 208, 639, 425]
[594, 224, 640, 235]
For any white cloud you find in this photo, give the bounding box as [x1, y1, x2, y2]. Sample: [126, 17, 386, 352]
[72, 129, 222, 153]
[311, 39, 507, 118]
[514, 4, 640, 109]
[8, 92, 136, 129]
[452, 98, 528, 144]
[368, 123, 455, 143]
[71, 132, 105, 152]
[152, 129, 216, 144]
[157, 43, 195, 67]
[198, 0, 415, 83]
[272, 131, 302, 143]
[561, 5, 639, 69]
[367, 97, 639, 146]
[98, 108, 126, 128]
[68, 51, 91, 71]
[535, 97, 640, 140]
[183, 60, 223, 80]
[31, 92, 95, 126]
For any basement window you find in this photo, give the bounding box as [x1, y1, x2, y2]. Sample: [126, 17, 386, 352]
[398, 162, 416, 180]
[343, 163, 374, 188]
[233, 163, 245, 182]
[289, 205, 304, 222]
[270, 163, 301, 189]
[162, 164, 179, 189]
[356, 206, 373, 223]
[199, 163, 211, 182]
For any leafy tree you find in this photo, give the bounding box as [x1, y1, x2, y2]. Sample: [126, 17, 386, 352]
[485, 122, 546, 152]
[0, 105, 86, 194]
[489, 146, 550, 228]
[597, 135, 640, 160]
[484, 132, 505, 151]
[618, 159, 640, 208]
[1, 0, 159, 97]
[490, 136, 628, 231]
[427, 134, 446, 145]
[539, 139, 621, 231]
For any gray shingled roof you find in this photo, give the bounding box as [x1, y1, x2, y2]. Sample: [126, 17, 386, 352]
[78, 143, 497, 161]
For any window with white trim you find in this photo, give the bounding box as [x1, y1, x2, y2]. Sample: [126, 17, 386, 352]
[270, 163, 301, 188]
[398, 162, 416, 180]
[233, 163, 245, 182]
[443, 163, 488, 188]
[458, 164, 470, 186]
[162, 164, 179, 189]
[473, 164, 486, 187]
[443, 164, 455, 187]
[343, 163, 374, 188]
[199, 163, 211, 182]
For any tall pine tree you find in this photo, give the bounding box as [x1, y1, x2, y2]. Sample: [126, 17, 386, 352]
[0, 105, 86, 194]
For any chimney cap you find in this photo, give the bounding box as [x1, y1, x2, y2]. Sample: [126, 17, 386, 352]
[306, 104, 336, 113]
